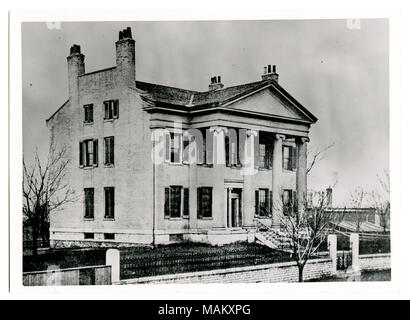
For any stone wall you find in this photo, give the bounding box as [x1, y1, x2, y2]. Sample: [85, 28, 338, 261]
[118, 258, 333, 284]
[359, 253, 391, 271]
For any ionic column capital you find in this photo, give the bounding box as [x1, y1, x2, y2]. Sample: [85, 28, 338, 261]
[275, 133, 286, 141]
[246, 129, 258, 137]
[209, 126, 228, 135]
[297, 136, 310, 144]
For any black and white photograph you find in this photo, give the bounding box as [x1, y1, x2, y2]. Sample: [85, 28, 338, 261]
[17, 18, 392, 287]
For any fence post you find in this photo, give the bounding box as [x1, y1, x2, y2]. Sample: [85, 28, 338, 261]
[106, 249, 120, 284]
[350, 233, 360, 272]
[327, 234, 337, 274]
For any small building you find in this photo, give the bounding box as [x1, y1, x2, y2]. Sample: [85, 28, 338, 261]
[46, 27, 317, 247]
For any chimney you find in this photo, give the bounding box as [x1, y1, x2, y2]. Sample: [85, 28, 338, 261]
[67, 44, 85, 100]
[326, 187, 333, 207]
[115, 27, 135, 86]
[208, 75, 224, 91]
[261, 64, 279, 82]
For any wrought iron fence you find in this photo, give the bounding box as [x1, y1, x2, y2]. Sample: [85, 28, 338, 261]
[336, 251, 352, 271]
[120, 246, 293, 279]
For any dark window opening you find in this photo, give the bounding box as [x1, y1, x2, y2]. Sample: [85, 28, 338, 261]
[255, 189, 272, 217]
[84, 233, 94, 239]
[84, 188, 94, 219]
[283, 145, 296, 171]
[104, 136, 115, 166]
[197, 187, 213, 218]
[104, 187, 115, 219]
[79, 139, 98, 167]
[164, 186, 183, 218]
[84, 104, 93, 123]
[104, 233, 115, 240]
[183, 188, 189, 217]
[104, 100, 119, 120]
[283, 189, 296, 216]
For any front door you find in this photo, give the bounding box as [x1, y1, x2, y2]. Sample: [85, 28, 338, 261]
[230, 191, 242, 228]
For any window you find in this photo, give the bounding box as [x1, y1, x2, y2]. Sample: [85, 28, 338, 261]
[79, 139, 98, 167]
[255, 189, 272, 217]
[164, 186, 183, 218]
[197, 187, 213, 218]
[104, 136, 114, 166]
[165, 132, 183, 164]
[282, 189, 296, 215]
[84, 233, 94, 239]
[258, 143, 273, 169]
[104, 233, 115, 240]
[84, 188, 94, 219]
[104, 187, 115, 219]
[283, 146, 296, 171]
[104, 100, 119, 120]
[84, 104, 93, 123]
[183, 188, 189, 217]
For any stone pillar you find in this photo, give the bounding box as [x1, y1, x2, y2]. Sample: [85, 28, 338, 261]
[210, 126, 228, 165]
[242, 129, 258, 228]
[209, 126, 228, 228]
[327, 234, 337, 274]
[272, 134, 286, 227]
[296, 137, 309, 216]
[240, 129, 258, 176]
[106, 249, 120, 284]
[350, 233, 360, 272]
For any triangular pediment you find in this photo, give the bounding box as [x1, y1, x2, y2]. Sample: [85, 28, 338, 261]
[222, 86, 311, 122]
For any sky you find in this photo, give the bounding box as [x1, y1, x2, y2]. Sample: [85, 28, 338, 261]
[22, 19, 389, 206]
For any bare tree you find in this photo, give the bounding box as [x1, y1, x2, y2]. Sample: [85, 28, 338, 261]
[306, 143, 335, 175]
[371, 170, 390, 233]
[23, 143, 76, 255]
[349, 187, 368, 233]
[278, 191, 342, 282]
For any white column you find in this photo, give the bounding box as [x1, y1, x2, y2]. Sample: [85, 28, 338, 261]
[241, 129, 258, 176]
[209, 126, 227, 165]
[296, 137, 309, 216]
[272, 134, 286, 227]
[350, 233, 360, 272]
[327, 234, 337, 274]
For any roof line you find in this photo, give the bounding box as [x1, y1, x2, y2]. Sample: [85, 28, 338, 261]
[46, 99, 69, 123]
[80, 66, 116, 77]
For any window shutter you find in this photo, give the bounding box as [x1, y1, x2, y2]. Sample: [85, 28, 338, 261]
[292, 146, 297, 170]
[197, 188, 202, 218]
[164, 188, 170, 217]
[110, 137, 114, 165]
[183, 188, 189, 217]
[79, 142, 84, 166]
[93, 139, 98, 166]
[206, 130, 213, 164]
[104, 138, 108, 165]
[104, 102, 109, 120]
[292, 190, 298, 213]
[165, 132, 170, 162]
[208, 188, 213, 217]
[114, 100, 119, 118]
[269, 190, 273, 216]
[255, 190, 259, 216]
